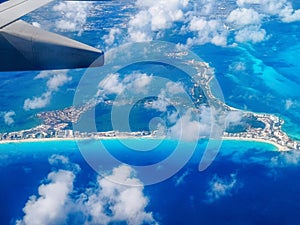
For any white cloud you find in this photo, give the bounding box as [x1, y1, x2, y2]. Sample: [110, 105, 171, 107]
[187, 17, 228, 46]
[97, 72, 153, 97]
[149, 81, 185, 112]
[78, 165, 157, 225]
[105, 0, 299, 48]
[168, 106, 212, 141]
[234, 25, 266, 43]
[225, 110, 244, 128]
[46, 73, 72, 91]
[151, 93, 170, 112]
[167, 106, 243, 141]
[24, 71, 71, 111]
[3, 111, 16, 126]
[227, 8, 261, 27]
[34, 71, 53, 80]
[53, 2, 91, 35]
[236, 0, 261, 5]
[148, 81, 184, 112]
[128, 10, 153, 42]
[206, 173, 238, 203]
[23, 92, 52, 111]
[16, 157, 157, 225]
[48, 154, 70, 165]
[103, 28, 122, 46]
[97, 73, 125, 96]
[128, 0, 189, 42]
[16, 170, 75, 225]
[165, 81, 185, 94]
[143, 80, 242, 142]
[226, 7, 267, 43]
[123, 73, 153, 93]
[237, 0, 300, 23]
[149, 87, 241, 141]
[48, 154, 81, 173]
[16, 155, 81, 225]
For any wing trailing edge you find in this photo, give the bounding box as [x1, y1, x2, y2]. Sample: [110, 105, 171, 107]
[0, 20, 104, 71]
[0, 0, 54, 29]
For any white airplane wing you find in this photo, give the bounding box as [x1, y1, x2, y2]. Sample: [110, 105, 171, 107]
[0, 0, 104, 71]
[0, 0, 54, 29]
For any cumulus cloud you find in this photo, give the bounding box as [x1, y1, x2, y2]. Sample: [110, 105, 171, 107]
[123, 73, 153, 94]
[16, 156, 157, 225]
[103, 28, 122, 46]
[149, 81, 185, 112]
[234, 25, 267, 43]
[187, 17, 228, 46]
[46, 73, 72, 92]
[34, 71, 53, 80]
[3, 111, 16, 126]
[237, 0, 300, 23]
[109, 0, 300, 48]
[165, 81, 185, 95]
[48, 154, 81, 173]
[127, 0, 189, 42]
[97, 72, 153, 97]
[226, 7, 266, 43]
[168, 106, 212, 141]
[23, 71, 71, 111]
[23, 92, 52, 111]
[53, 2, 92, 35]
[225, 110, 244, 128]
[79, 165, 157, 225]
[165, 105, 243, 142]
[98, 73, 125, 96]
[227, 8, 261, 27]
[206, 173, 238, 203]
[151, 94, 170, 112]
[16, 165, 76, 225]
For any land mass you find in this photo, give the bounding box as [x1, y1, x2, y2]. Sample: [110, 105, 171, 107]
[0, 51, 299, 151]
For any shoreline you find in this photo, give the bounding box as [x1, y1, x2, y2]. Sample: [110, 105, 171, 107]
[221, 137, 289, 151]
[0, 136, 290, 151]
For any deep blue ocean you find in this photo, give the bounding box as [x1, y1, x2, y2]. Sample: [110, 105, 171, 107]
[3, 139, 300, 225]
[1, 0, 300, 224]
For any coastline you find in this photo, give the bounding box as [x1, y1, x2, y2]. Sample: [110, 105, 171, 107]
[0, 135, 155, 145]
[222, 136, 289, 151]
[0, 136, 290, 151]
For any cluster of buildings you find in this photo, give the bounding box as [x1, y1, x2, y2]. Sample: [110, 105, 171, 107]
[0, 122, 152, 141]
[0, 124, 67, 141]
[224, 113, 300, 150]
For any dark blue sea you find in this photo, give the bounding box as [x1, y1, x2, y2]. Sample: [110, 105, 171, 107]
[2, 140, 300, 225]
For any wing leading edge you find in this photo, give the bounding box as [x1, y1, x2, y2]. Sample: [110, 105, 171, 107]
[0, 0, 104, 72]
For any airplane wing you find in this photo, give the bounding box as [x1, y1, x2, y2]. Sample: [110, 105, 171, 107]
[0, 0, 104, 71]
[0, 0, 54, 29]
